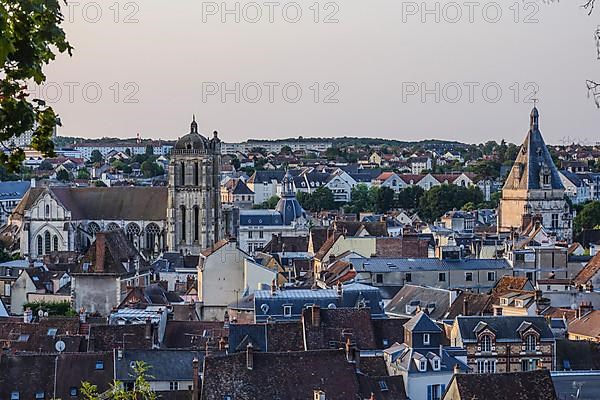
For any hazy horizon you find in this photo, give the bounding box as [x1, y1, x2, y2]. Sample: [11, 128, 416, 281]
[38, 0, 600, 145]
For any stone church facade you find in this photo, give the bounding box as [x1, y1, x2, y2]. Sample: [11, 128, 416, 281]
[498, 107, 572, 242]
[166, 118, 224, 255]
[1, 117, 223, 259]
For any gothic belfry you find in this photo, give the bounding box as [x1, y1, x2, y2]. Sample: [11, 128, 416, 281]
[498, 107, 572, 241]
[166, 117, 223, 254]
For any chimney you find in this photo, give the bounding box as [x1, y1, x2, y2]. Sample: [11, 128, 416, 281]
[270, 279, 277, 296]
[30, 178, 36, 188]
[311, 305, 321, 328]
[246, 343, 254, 370]
[23, 308, 33, 323]
[192, 357, 199, 400]
[144, 318, 152, 340]
[453, 364, 461, 374]
[337, 281, 343, 297]
[535, 290, 543, 301]
[345, 337, 353, 362]
[94, 233, 107, 273]
[462, 297, 469, 316]
[223, 310, 230, 328]
[218, 337, 226, 351]
[313, 390, 326, 400]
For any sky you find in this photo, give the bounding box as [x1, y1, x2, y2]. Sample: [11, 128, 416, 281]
[39, 0, 600, 144]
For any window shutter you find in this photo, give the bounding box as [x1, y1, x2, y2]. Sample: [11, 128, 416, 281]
[427, 385, 432, 400]
[441, 384, 446, 397]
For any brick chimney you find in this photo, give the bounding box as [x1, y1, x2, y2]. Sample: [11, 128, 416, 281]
[144, 318, 152, 340]
[311, 305, 321, 327]
[462, 297, 469, 316]
[94, 232, 107, 273]
[246, 342, 254, 370]
[453, 364, 461, 374]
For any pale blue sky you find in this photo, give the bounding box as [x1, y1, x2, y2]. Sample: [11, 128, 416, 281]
[42, 0, 599, 144]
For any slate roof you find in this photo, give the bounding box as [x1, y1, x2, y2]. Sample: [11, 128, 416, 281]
[403, 311, 443, 333]
[357, 375, 408, 400]
[115, 349, 201, 381]
[385, 285, 454, 321]
[73, 230, 151, 276]
[13, 186, 167, 221]
[0, 352, 114, 400]
[352, 257, 510, 273]
[118, 284, 183, 309]
[372, 318, 409, 349]
[232, 179, 254, 195]
[503, 107, 564, 191]
[449, 369, 557, 400]
[239, 209, 283, 226]
[302, 308, 378, 350]
[0, 181, 30, 201]
[88, 324, 154, 351]
[455, 316, 554, 343]
[163, 320, 227, 349]
[446, 292, 492, 319]
[0, 317, 84, 353]
[261, 235, 309, 253]
[201, 350, 360, 400]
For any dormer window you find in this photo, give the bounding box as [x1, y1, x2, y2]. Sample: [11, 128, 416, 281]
[479, 334, 493, 352]
[525, 334, 537, 352]
[419, 360, 427, 371]
[432, 358, 440, 371]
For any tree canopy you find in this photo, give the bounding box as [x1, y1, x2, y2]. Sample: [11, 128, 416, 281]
[574, 201, 600, 234]
[0, 0, 73, 171]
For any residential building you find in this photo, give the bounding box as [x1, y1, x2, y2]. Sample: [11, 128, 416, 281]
[384, 312, 468, 400]
[450, 316, 556, 373]
[0, 181, 31, 226]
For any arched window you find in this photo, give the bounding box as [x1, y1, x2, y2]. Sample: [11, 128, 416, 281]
[193, 206, 199, 242]
[180, 206, 187, 242]
[52, 235, 58, 252]
[107, 222, 120, 231]
[480, 334, 492, 352]
[88, 222, 101, 235]
[180, 162, 185, 186]
[525, 334, 537, 352]
[45, 204, 50, 217]
[44, 231, 51, 254]
[126, 223, 141, 244]
[194, 162, 199, 186]
[37, 235, 43, 256]
[145, 223, 161, 251]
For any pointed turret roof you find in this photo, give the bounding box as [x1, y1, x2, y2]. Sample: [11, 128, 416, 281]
[503, 107, 563, 191]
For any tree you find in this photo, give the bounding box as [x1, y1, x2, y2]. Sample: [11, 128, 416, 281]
[375, 187, 395, 213]
[230, 157, 241, 170]
[82, 361, 156, 400]
[23, 300, 75, 317]
[0, 0, 72, 172]
[345, 184, 374, 214]
[38, 159, 53, 171]
[140, 160, 163, 178]
[253, 195, 281, 209]
[77, 168, 90, 180]
[280, 145, 292, 155]
[299, 186, 336, 212]
[418, 185, 484, 222]
[396, 186, 424, 210]
[56, 168, 70, 182]
[90, 150, 103, 164]
[574, 201, 600, 234]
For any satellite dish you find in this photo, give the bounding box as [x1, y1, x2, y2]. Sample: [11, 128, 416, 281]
[55, 340, 66, 353]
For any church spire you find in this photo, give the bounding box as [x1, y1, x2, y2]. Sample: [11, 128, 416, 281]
[530, 106, 539, 130]
[191, 115, 198, 134]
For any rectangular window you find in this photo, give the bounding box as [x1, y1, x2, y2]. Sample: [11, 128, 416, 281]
[283, 305, 292, 317]
[423, 333, 430, 345]
[248, 231, 253, 239]
[551, 214, 559, 229]
[259, 231, 264, 239]
[375, 274, 384, 284]
[438, 273, 446, 282]
[487, 272, 496, 281]
[405, 273, 412, 283]
[35, 392, 44, 400]
[169, 382, 179, 391]
[11, 392, 19, 400]
[69, 388, 78, 397]
[428, 384, 442, 400]
[465, 272, 473, 282]
[526, 272, 534, 281]
[95, 361, 104, 370]
[4, 283, 10, 296]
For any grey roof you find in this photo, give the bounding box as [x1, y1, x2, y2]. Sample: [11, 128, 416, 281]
[232, 180, 254, 195]
[385, 285, 453, 321]
[403, 312, 443, 333]
[239, 210, 283, 226]
[456, 316, 555, 343]
[503, 107, 564, 191]
[0, 181, 30, 201]
[115, 349, 201, 381]
[559, 170, 584, 187]
[228, 324, 268, 352]
[351, 257, 510, 272]
[275, 196, 305, 225]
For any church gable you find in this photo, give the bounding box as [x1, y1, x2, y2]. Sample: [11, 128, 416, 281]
[26, 189, 69, 221]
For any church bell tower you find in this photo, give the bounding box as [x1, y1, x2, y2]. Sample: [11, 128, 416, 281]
[166, 117, 223, 254]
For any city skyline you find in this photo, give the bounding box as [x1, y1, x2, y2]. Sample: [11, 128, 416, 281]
[39, 0, 599, 144]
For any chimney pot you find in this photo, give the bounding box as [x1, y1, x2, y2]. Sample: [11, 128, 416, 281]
[453, 364, 461, 374]
[311, 305, 321, 327]
[246, 343, 254, 370]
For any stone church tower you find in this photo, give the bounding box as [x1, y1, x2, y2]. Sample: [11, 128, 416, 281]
[498, 107, 572, 241]
[166, 117, 223, 254]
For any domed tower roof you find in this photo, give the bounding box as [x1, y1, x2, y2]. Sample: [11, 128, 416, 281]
[174, 116, 209, 151]
[275, 170, 306, 225]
